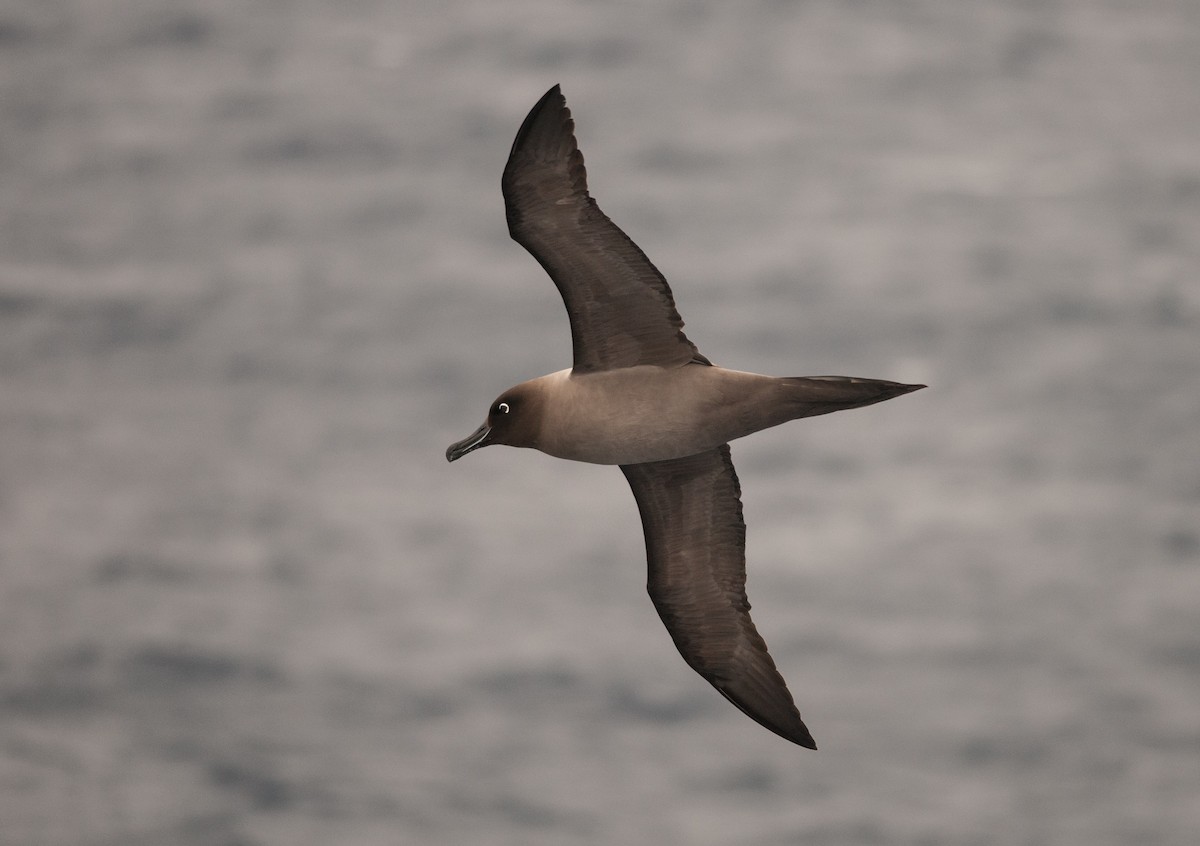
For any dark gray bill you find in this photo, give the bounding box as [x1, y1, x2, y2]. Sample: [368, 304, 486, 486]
[445, 423, 491, 462]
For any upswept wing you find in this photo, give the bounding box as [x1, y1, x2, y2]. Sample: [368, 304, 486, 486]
[503, 85, 707, 374]
[621, 445, 816, 748]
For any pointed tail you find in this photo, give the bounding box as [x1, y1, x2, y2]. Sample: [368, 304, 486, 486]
[779, 376, 925, 421]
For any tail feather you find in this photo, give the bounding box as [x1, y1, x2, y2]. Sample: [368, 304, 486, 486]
[779, 376, 925, 420]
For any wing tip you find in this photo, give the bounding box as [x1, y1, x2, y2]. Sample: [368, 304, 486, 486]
[717, 685, 819, 750]
[794, 726, 819, 750]
[762, 712, 818, 750]
[506, 83, 570, 162]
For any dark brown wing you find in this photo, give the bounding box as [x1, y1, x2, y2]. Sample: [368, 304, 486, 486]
[620, 445, 816, 748]
[502, 85, 708, 374]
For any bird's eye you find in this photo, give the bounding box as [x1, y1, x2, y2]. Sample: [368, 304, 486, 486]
[496, 402, 510, 414]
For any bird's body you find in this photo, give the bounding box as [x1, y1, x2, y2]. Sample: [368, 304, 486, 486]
[512, 365, 916, 466]
[447, 85, 924, 749]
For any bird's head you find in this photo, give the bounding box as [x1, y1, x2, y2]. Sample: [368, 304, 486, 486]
[445, 382, 543, 461]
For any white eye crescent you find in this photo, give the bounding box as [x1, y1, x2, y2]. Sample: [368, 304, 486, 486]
[497, 402, 510, 414]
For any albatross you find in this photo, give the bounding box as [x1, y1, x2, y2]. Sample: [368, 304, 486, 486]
[446, 85, 924, 749]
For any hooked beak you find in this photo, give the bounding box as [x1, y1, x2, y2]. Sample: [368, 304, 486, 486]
[445, 422, 492, 462]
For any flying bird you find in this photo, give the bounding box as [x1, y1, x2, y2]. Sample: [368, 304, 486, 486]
[446, 85, 924, 748]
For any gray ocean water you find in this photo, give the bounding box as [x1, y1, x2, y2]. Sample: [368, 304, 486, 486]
[2, 2, 1198, 844]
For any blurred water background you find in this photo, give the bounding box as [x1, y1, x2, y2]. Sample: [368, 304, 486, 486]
[1, 1, 1198, 844]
